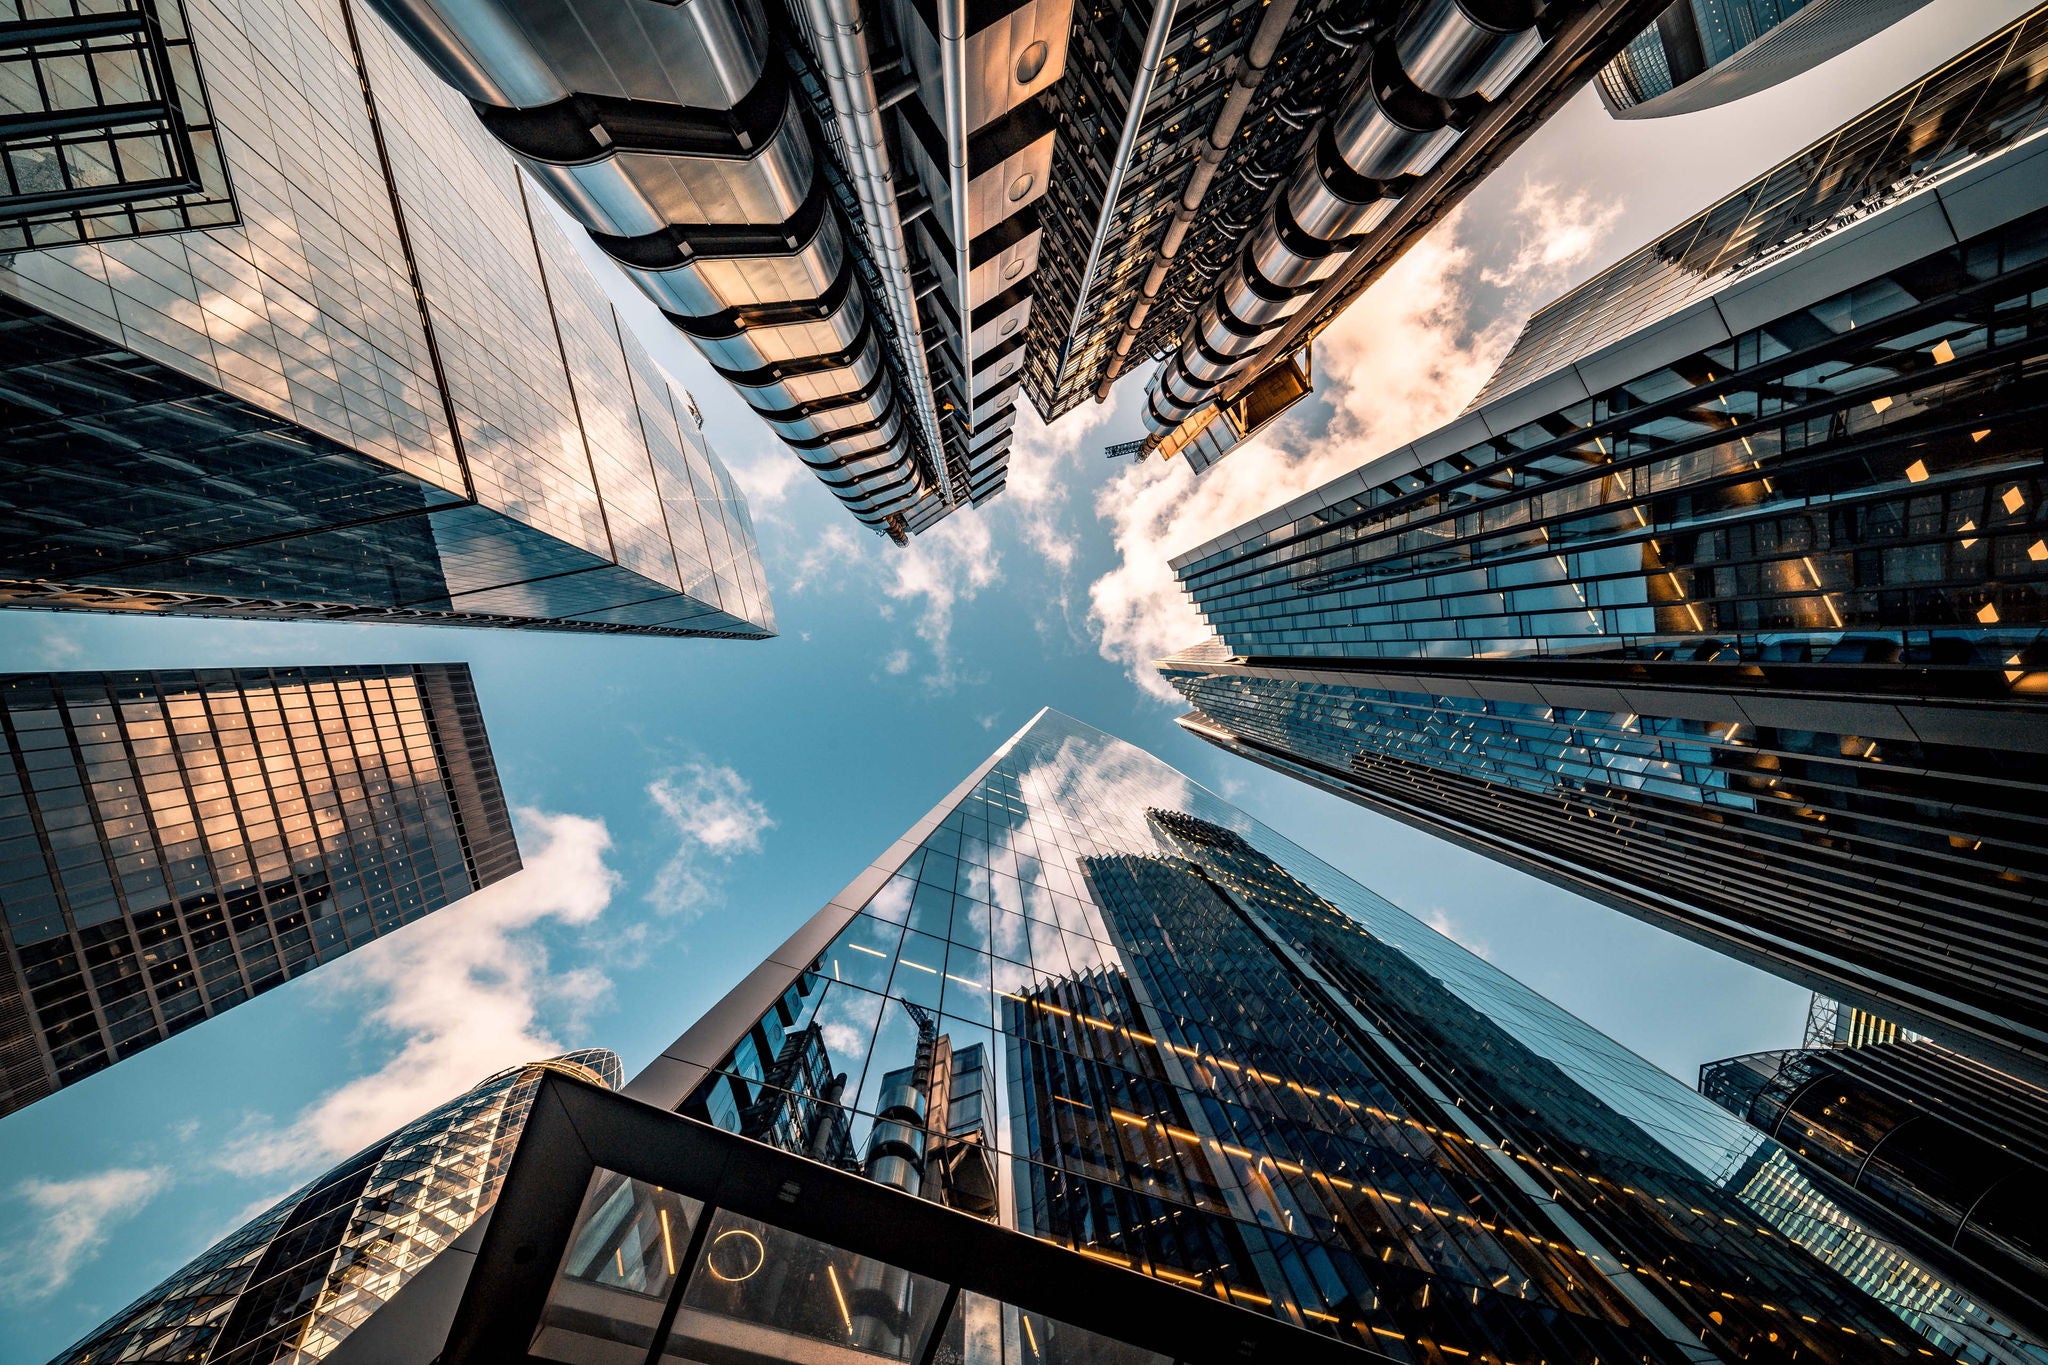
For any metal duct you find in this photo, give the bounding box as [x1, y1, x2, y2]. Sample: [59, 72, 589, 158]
[1095, 0, 1301, 402]
[1142, 0, 1542, 435]
[361, 0, 943, 537]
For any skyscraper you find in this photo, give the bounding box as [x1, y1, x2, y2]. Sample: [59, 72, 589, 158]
[0, 0, 772, 639]
[1160, 8, 2048, 1082]
[1596, 0, 1938, 117]
[329, 711, 2043, 1365]
[0, 664, 520, 1118]
[356, 0, 1670, 535]
[47, 1048, 623, 1365]
[1701, 1014, 2048, 1336]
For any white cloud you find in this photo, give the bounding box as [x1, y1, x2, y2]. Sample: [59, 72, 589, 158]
[647, 763, 773, 916]
[726, 453, 808, 511]
[883, 511, 1001, 690]
[0, 1166, 166, 1302]
[1479, 177, 1625, 296]
[37, 629, 85, 667]
[222, 810, 619, 1175]
[1087, 181, 1622, 700]
[883, 648, 912, 675]
[1422, 906, 1491, 961]
[789, 523, 868, 594]
[1002, 396, 1122, 575]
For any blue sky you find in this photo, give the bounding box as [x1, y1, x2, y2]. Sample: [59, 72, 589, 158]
[0, 1, 2027, 1355]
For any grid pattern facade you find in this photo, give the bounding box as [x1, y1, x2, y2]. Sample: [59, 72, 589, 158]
[0, 663, 519, 1116]
[1485, 12, 2048, 404]
[1160, 101, 2048, 1083]
[48, 1049, 623, 1365]
[674, 710, 2040, 1365]
[0, 0, 237, 250]
[0, 0, 771, 637]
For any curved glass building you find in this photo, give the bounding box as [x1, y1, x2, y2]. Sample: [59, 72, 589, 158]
[1597, 0, 1938, 119]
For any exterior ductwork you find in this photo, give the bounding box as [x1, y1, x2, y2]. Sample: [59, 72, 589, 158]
[1142, 0, 1543, 436]
[361, 0, 945, 537]
[1096, 0, 1301, 402]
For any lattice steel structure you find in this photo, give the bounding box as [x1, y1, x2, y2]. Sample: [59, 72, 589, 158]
[47, 1050, 623, 1365]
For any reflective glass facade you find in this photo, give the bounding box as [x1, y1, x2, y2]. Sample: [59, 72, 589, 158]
[1594, 0, 1936, 119]
[0, 0, 771, 638]
[0, 664, 519, 1117]
[1160, 33, 2048, 1085]
[48, 1049, 622, 1365]
[663, 710, 2042, 1365]
[0, 0, 237, 249]
[1701, 1036, 2048, 1332]
[1492, 13, 2048, 403]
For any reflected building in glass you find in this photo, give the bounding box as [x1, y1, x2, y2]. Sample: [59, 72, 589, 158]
[343, 710, 2047, 1365]
[48, 1049, 622, 1365]
[1160, 8, 2048, 1085]
[0, 0, 772, 640]
[0, 664, 519, 1118]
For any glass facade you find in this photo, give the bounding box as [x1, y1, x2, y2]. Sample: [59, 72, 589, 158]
[0, 0, 771, 638]
[0, 664, 520, 1117]
[1594, 0, 1936, 119]
[47, 1048, 623, 1365]
[1160, 17, 2048, 1085]
[1495, 12, 2048, 402]
[1701, 1034, 2048, 1331]
[0, 0, 238, 250]
[663, 710, 2042, 1365]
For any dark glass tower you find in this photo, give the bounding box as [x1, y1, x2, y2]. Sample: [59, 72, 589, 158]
[0, 664, 520, 1117]
[1701, 1020, 2048, 1334]
[47, 1049, 623, 1365]
[345, 710, 2048, 1365]
[1596, 0, 1937, 118]
[1160, 7, 2048, 1085]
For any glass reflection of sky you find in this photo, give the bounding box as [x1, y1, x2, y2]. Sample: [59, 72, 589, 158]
[687, 710, 2042, 1364]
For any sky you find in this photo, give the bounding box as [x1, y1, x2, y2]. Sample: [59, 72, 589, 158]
[0, 0, 2031, 1355]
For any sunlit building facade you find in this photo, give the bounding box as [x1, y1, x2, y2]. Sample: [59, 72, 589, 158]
[1161, 9, 2048, 1084]
[0, 0, 772, 639]
[47, 1049, 622, 1365]
[343, 710, 2048, 1365]
[0, 664, 519, 1117]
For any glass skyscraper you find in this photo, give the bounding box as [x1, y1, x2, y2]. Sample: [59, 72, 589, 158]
[48, 1048, 623, 1365]
[1701, 1015, 2048, 1334]
[0, 664, 519, 1118]
[0, 0, 772, 639]
[1595, 0, 1937, 118]
[334, 711, 2046, 1365]
[1161, 8, 2048, 1085]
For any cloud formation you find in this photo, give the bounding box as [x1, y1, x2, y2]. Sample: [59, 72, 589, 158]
[882, 511, 1001, 690]
[224, 810, 619, 1175]
[647, 762, 774, 915]
[1087, 181, 1622, 700]
[0, 1166, 166, 1303]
